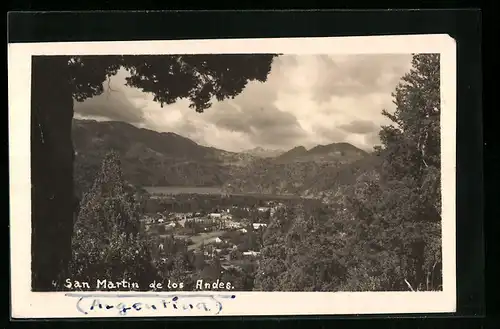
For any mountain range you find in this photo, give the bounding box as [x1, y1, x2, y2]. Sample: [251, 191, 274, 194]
[243, 146, 285, 158]
[72, 119, 376, 199]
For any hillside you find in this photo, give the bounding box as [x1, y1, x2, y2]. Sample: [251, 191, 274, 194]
[223, 144, 370, 196]
[244, 146, 285, 158]
[274, 143, 367, 164]
[72, 119, 255, 196]
[72, 119, 377, 200]
[300, 153, 383, 201]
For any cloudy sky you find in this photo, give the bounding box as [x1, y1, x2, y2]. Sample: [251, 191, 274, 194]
[74, 54, 413, 152]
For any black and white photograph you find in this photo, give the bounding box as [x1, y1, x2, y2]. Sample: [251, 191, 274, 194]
[9, 35, 457, 317]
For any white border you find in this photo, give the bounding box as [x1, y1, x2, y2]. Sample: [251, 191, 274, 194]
[8, 35, 457, 318]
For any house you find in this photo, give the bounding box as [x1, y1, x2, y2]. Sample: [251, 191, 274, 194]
[215, 237, 224, 244]
[239, 228, 248, 233]
[172, 213, 187, 220]
[252, 223, 268, 230]
[224, 220, 241, 229]
[243, 251, 260, 257]
[209, 213, 222, 219]
[257, 207, 270, 212]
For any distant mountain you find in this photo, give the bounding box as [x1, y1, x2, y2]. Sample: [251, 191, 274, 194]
[244, 146, 285, 158]
[300, 153, 383, 201]
[274, 146, 308, 162]
[73, 119, 377, 201]
[72, 119, 255, 196]
[223, 143, 370, 196]
[274, 143, 367, 164]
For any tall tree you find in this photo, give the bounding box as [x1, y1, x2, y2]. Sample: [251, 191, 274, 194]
[255, 203, 347, 291]
[343, 53, 442, 291]
[31, 54, 278, 290]
[69, 151, 157, 289]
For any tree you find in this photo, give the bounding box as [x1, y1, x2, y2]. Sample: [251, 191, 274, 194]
[193, 252, 206, 271]
[238, 227, 259, 252]
[31, 54, 278, 290]
[254, 202, 347, 291]
[68, 151, 157, 289]
[342, 54, 442, 291]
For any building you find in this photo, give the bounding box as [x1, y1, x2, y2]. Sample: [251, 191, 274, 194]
[209, 213, 222, 219]
[172, 213, 187, 220]
[243, 251, 260, 257]
[215, 237, 224, 244]
[224, 220, 241, 229]
[252, 223, 268, 230]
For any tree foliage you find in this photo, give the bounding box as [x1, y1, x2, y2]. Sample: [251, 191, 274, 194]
[254, 203, 348, 291]
[342, 53, 442, 291]
[254, 53, 442, 292]
[31, 53, 278, 290]
[69, 151, 157, 288]
[69, 54, 278, 112]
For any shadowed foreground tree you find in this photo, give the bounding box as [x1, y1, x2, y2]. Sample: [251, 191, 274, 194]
[69, 151, 157, 289]
[255, 203, 348, 291]
[341, 53, 442, 291]
[253, 53, 441, 292]
[31, 54, 278, 290]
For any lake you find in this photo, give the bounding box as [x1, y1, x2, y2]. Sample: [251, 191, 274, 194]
[143, 186, 224, 195]
[143, 186, 305, 200]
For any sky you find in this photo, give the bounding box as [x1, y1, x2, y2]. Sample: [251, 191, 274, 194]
[74, 54, 413, 152]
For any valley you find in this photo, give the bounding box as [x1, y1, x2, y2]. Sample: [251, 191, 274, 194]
[72, 118, 375, 201]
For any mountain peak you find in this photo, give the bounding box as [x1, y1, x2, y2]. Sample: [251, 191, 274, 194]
[290, 145, 307, 151]
[274, 142, 367, 163]
[244, 146, 285, 158]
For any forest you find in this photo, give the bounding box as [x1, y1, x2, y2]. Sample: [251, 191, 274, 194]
[67, 54, 442, 292]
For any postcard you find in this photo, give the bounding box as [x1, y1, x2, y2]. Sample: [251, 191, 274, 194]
[8, 34, 457, 318]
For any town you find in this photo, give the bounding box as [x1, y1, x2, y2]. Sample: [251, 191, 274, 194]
[137, 191, 293, 276]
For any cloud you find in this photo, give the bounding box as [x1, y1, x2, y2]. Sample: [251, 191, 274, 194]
[364, 131, 382, 148]
[74, 54, 413, 152]
[310, 54, 413, 103]
[205, 101, 308, 148]
[74, 69, 148, 124]
[338, 119, 379, 134]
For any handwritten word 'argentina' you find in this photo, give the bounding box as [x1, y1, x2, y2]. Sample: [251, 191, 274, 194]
[66, 293, 236, 316]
